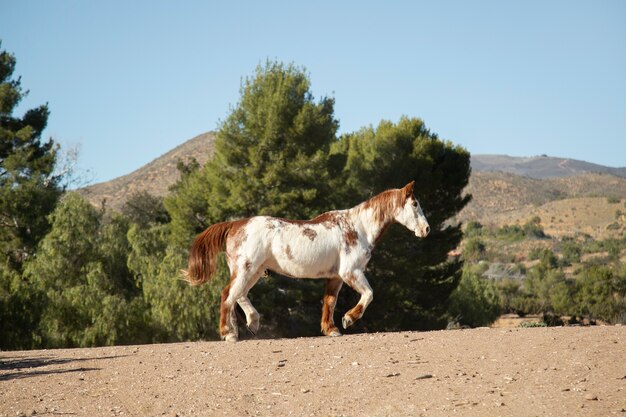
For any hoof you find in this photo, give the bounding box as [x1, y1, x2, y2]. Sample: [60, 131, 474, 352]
[246, 321, 259, 336]
[223, 334, 239, 343]
[329, 330, 342, 337]
[342, 315, 354, 329]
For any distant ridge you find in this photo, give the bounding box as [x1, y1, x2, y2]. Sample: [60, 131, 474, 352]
[78, 132, 215, 211]
[471, 154, 626, 179]
[77, 132, 626, 236]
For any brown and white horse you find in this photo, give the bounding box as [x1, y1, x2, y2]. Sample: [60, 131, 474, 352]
[184, 181, 430, 342]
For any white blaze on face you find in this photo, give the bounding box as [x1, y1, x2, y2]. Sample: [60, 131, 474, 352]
[397, 197, 430, 238]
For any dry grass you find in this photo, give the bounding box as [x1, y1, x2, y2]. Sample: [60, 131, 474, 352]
[459, 172, 626, 240]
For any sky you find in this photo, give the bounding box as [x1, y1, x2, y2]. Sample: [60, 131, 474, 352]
[1, 1, 625, 184]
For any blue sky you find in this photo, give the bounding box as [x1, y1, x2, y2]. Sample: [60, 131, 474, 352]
[2, 1, 625, 183]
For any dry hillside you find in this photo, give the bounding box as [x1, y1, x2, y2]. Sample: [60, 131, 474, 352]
[458, 172, 626, 238]
[77, 132, 626, 239]
[78, 132, 215, 211]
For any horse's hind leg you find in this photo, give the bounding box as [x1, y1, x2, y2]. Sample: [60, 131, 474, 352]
[236, 267, 265, 335]
[341, 270, 373, 329]
[321, 277, 343, 336]
[221, 264, 265, 342]
[219, 280, 239, 342]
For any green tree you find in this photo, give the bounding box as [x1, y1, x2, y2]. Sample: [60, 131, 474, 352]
[122, 190, 170, 228]
[127, 222, 226, 341]
[0, 44, 63, 349]
[160, 61, 340, 338]
[463, 237, 486, 262]
[0, 44, 62, 270]
[162, 65, 470, 339]
[448, 266, 501, 327]
[25, 193, 150, 347]
[576, 265, 626, 323]
[331, 117, 471, 331]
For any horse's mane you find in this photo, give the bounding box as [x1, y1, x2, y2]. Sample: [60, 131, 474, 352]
[357, 188, 405, 224]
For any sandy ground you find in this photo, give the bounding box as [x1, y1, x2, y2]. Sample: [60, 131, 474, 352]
[1, 326, 625, 417]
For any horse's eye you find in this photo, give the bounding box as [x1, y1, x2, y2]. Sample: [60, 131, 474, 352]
[412, 201, 418, 208]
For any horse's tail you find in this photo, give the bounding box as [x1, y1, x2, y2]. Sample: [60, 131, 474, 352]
[183, 221, 235, 286]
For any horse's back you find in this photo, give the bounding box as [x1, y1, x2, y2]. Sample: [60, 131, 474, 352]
[247, 215, 342, 278]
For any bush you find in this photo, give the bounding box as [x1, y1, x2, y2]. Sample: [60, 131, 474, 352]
[575, 265, 626, 323]
[463, 238, 486, 261]
[465, 221, 483, 237]
[447, 268, 501, 327]
[519, 321, 547, 328]
[495, 224, 525, 242]
[560, 241, 582, 265]
[523, 216, 546, 239]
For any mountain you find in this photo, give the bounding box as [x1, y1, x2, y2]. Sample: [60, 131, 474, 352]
[458, 171, 626, 238]
[78, 132, 625, 238]
[471, 154, 626, 179]
[78, 132, 215, 211]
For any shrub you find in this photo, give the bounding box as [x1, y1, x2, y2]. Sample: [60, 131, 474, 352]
[519, 321, 546, 328]
[447, 268, 501, 327]
[464, 221, 483, 237]
[523, 216, 546, 239]
[463, 237, 486, 261]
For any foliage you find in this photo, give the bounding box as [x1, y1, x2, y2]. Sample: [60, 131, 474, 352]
[463, 237, 486, 262]
[447, 266, 501, 327]
[0, 44, 62, 270]
[519, 321, 546, 328]
[25, 193, 151, 347]
[122, 191, 170, 228]
[161, 61, 341, 338]
[575, 265, 626, 323]
[165, 66, 471, 337]
[0, 44, 63, 349]
[330, 117, 471, 332]
[464, 221, 483, 237]
[1, 58, 474, 348]
[522, 216, 546, 238]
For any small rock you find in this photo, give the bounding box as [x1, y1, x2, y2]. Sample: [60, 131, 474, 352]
[351, 362, 359, 366]
[300, 388, 310, 393]
[584, 394, 598, 401]
[385, 372, 400, 377]
[415, 374, 433, 380]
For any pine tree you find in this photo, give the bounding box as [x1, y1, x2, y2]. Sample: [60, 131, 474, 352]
[331, 117, 472, 331]
[0, 44, 61, 270]
[25, 193, 151, 347]
[163, 61, 339, 337]
[0, 44, 62, 349]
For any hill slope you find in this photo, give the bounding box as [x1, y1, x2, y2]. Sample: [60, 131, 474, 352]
[78, 132, 215, 211]
[1, 327, 623, 417]
[458, 171, 626, 237]
[471, 154, 626, 179]
[77, 132, 626, 238]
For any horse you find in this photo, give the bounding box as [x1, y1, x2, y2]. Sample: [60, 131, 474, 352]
[183, 181, 430, 342]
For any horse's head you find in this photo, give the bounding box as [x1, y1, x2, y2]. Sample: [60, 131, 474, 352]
[396, 181, 430, 238]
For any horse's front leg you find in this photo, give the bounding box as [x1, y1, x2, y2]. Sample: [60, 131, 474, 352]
[341, 270, 373, 329]
[321, 277, 343, 336]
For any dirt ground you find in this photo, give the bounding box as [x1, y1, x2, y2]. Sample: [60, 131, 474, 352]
[1, 326, 624, 417]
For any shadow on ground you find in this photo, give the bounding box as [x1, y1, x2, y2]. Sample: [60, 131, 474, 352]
[0, 354, 127, 381]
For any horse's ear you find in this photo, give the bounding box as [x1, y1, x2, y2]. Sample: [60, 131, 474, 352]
[403, 180, 415, 197]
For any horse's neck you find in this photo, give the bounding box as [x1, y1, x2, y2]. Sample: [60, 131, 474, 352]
[349, 203, 396, 247]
